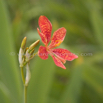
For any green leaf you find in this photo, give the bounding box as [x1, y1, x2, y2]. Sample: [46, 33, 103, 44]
[0, 81, 12, 103]
[83, 65, 103, 101]
[28, 57, 55, 103]
[60, 67, 83, 103]
[0, 0, 22, 102]
[90, 9, 103, 47]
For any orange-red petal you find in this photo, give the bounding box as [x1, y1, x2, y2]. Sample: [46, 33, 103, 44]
[51, 55, 66, 69]
[37, 28, 47, 45]
[49, 27, 66, 49]
[38, 46, 48, 60]
[52, 48, 78, 61]
[38, 16, 52, 44]
[54, 54, 66, 64]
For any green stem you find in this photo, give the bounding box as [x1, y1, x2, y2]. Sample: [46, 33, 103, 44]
[24, 85, 27, 103]
[20, 52, 37, 103]
[21, 52, 38, 68]
[21, 67, 25, 84]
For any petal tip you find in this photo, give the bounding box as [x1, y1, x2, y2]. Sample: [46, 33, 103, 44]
[75, 55, 78, 59]
[37, 28, 40, 33]
[62, 27, 66, 31]
[39, 15, 44, 18]
[51, 55, 66, 69]
[63, 66, 66, 69]
[60, 65, 66, 69]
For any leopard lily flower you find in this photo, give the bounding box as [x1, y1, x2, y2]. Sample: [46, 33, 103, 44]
[37, 15, 78, 69]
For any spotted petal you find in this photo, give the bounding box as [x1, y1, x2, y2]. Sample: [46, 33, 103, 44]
[38, 16, 52, 44]
[51, 55, 66, 69]
[37, 28, 47, 45]
[49, 27, 66, 49]
[52, 48, 78, 61]
[38, 46, 48, 60]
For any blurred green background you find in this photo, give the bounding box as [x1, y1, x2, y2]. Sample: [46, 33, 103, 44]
[0, 0, 103, 103]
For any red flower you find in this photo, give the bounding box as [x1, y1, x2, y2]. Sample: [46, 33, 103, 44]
[37, 16, 78, 69]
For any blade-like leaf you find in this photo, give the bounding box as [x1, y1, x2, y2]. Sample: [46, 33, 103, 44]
[28, 57, 55, 103]
[60, 66, 83, 103]
[0, 0, 22, 103]
[90, 9, 103, 47]
[0, 81, 12, 103]
[83, 65, 103, 100]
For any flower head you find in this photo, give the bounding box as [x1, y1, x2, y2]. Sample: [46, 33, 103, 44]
[37, 15, 78, 69]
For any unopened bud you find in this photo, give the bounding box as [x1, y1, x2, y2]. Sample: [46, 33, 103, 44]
[28, 40, 40, 53]
[30, 49, 35, 55]
[25, 47, 29, 53]
[19, 48, 24, 67]
[21, 37, 27, 49]
[25, 64, 31, 86]
[25, 49, 31, 61]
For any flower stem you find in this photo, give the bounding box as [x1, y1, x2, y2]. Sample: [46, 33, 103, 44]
[21, 67, 25, 84]
[24, 85, 27, 103]
[20, 52, 37, 103]
[21, 52, 38, 67]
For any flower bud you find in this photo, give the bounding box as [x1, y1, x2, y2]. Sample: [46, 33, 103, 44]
[28, 40, 40, 53]
[25, 64, 31, 86]
[30, 49, 35, 55]
[21, 37, 27, 49]
[19, 48, 24, 67]
[25, 49, 31, 61]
